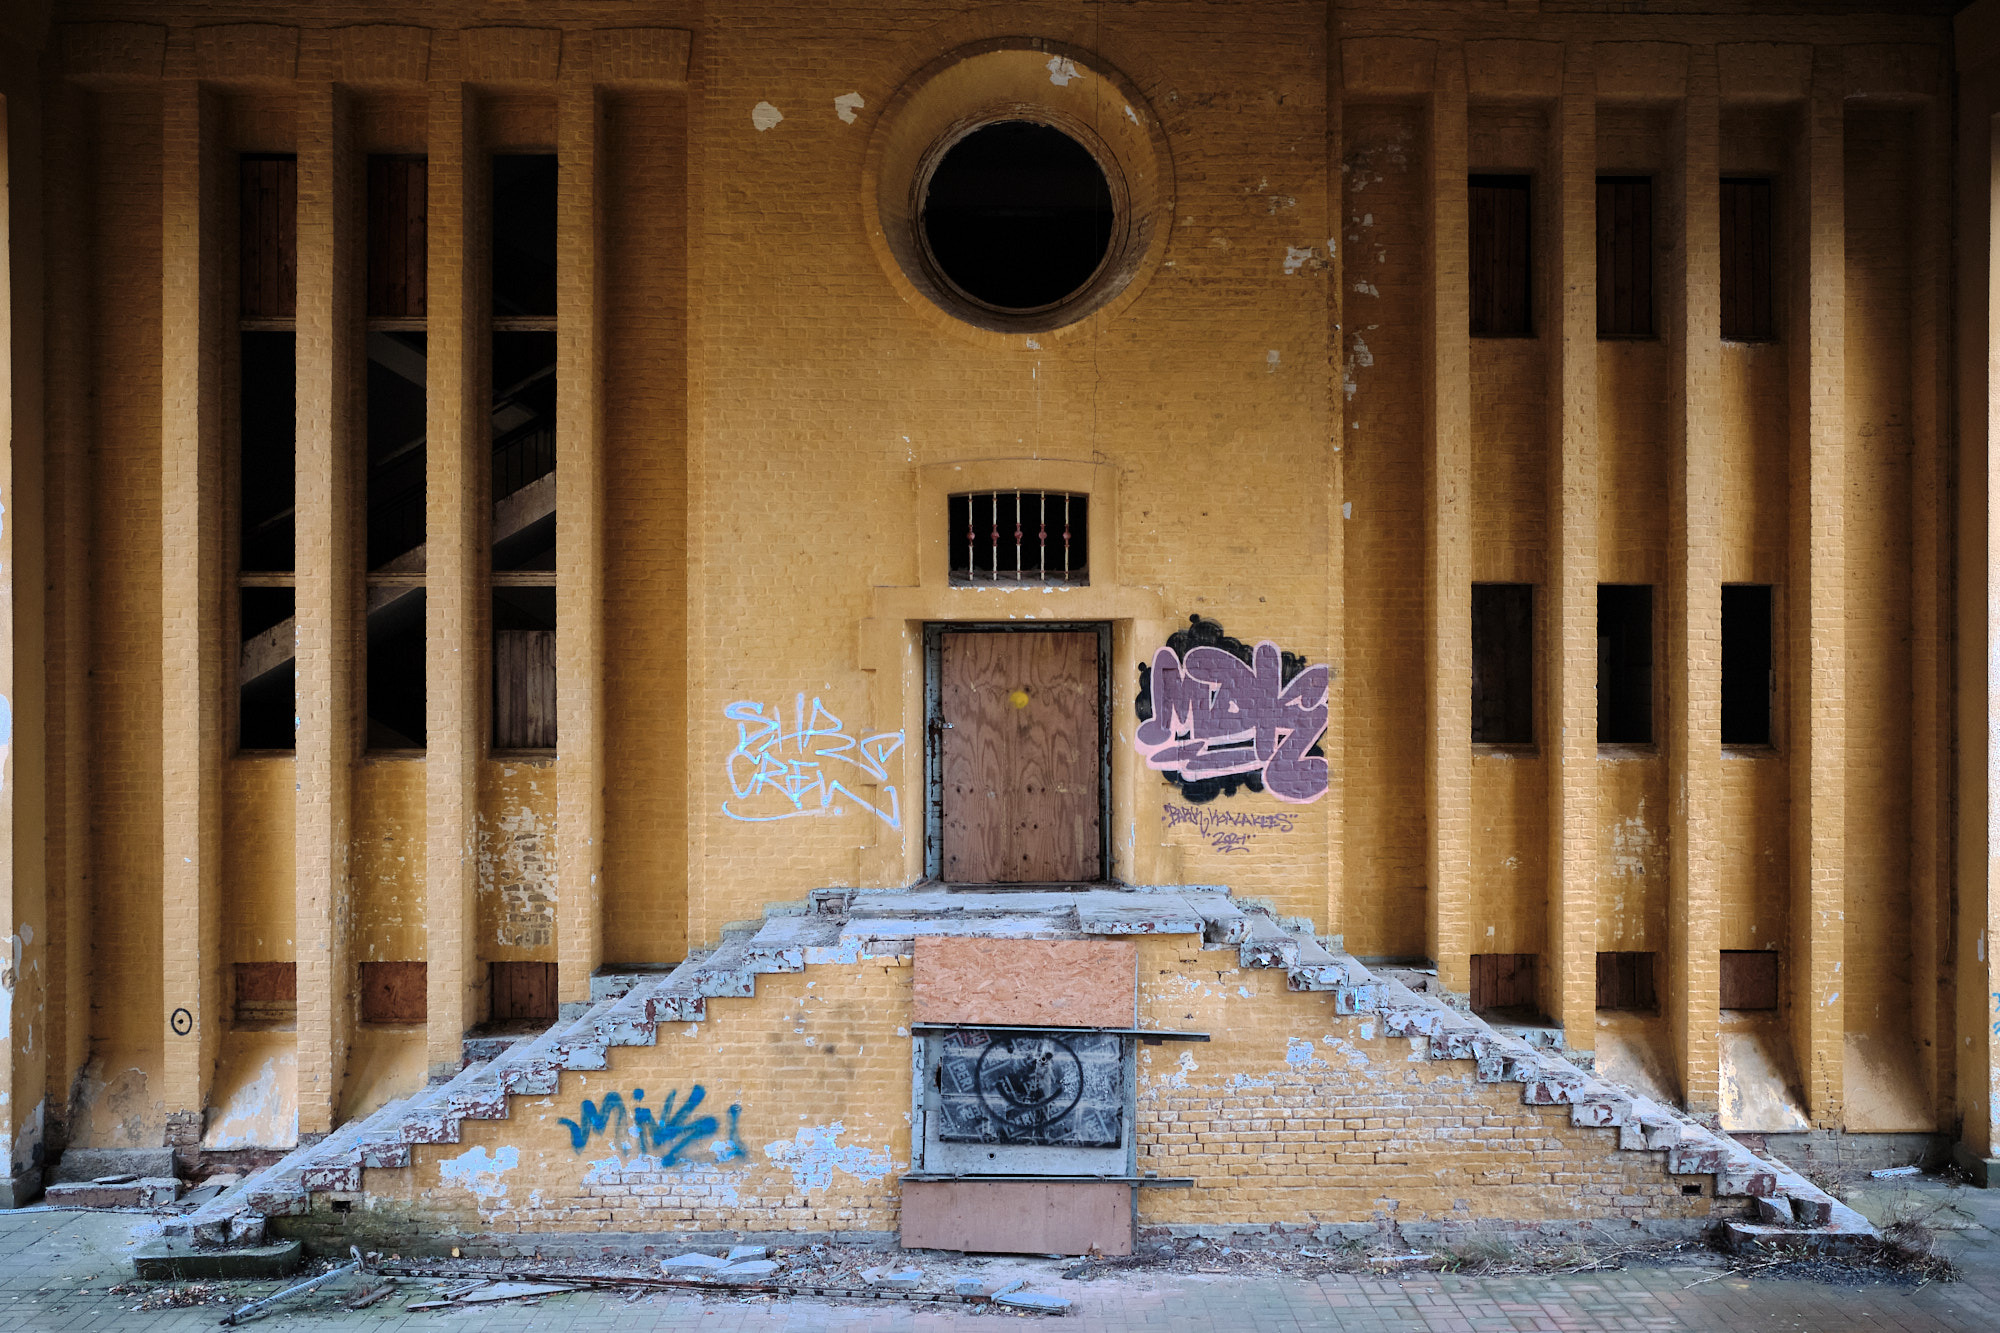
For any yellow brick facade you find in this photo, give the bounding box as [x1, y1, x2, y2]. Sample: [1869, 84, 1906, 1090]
[0, 0, 1996, 1221]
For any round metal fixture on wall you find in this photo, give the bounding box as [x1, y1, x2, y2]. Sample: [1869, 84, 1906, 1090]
[864, 41, 1174, 340]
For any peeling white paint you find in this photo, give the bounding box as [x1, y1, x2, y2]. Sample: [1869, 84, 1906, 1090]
[833, 92, 865, 124]
[1283, 246, 1313, 275]
[1285, 1037, 1326, 1070]
[763, 1122, 894, 1192]
[1124, 104, 1139, 125]
[1342, 502, 1352, 520]
[1266, 350, 1281, 373]
[440, 1145, 519, 1203]
[1046, 56, 1080, 86]
[1024, 337, 1041, 350]
[751, 101, 784, 131]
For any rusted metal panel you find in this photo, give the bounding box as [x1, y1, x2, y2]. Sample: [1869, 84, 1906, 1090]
[912, 937, 1134, 1027]
[899, 1180, 1131, 1256]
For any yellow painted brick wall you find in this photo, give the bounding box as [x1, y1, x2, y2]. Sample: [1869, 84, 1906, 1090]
[224, 759, 297, 964]
[478, 760, 556, 963]
[352, 759, 426, 964]
[279, 936, 1708, 1241]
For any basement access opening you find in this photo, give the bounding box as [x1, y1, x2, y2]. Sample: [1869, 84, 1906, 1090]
[921, 121, 1114, 312]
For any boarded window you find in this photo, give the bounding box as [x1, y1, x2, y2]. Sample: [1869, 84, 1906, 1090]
[1595, 952, 1657, 1011]
[234, 962, 296, 1024]
[1596, 176, 1653, 338]
[494, 586, 556, 749]
[1469, 175, 1531, 337]
[360, 961, 428, 1024]
[1720, 951, 1780, 1010]
[367, 156, 427, 319]
[491, 961, 557, 1022]
[239, 155, 296, 319]
[1470, 953, 1536, 1013]
[1721, 584, 1774, 745]
[1720, 177, 1774, 342]
[1471, 583, 1533, 744]
[1597, 585, 1653, 744]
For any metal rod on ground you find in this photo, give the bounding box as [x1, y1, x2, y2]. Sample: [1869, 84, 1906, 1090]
[374, 1264, 995, 1306]
[219, 1246, 368, 1326]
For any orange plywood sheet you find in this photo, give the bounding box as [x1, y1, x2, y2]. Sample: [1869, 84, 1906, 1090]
[912, 937, 1134, 1028]
[900, 1180, 1132, 1256]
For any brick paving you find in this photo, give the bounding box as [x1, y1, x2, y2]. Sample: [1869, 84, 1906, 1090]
[2, 1180, 1998, 1332]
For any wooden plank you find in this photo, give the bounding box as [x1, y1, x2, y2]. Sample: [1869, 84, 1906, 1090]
[495, 629, 556, 748]
[234, 961, 298, 1023]
[239, 156, 296, 319]
[912, 937, 1135, 1027]
[360, 961, 428, 1024]
[899, 1180, 1132, 1256]
[941, 631, 1100, 883]
[368, 157, 429, 318]
[491, 960, 556, 1021]
[1472, 953, 1536, 1011]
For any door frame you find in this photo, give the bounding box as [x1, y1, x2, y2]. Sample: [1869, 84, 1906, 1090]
[923, 621, 1115, 883]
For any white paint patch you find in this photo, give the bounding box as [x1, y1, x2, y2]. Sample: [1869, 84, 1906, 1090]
[1352, 280, 1380, 297]
[1025, 337, 1041, 350]
[1342, 502, 1352, 520]
[1047, 56, 1080, 86]
[1285, 1037, 1326, 1070]
[1284, 246, 1314, 275]
[202, 1053, 300, 1150]
[1359, 1022, 1375, 1041]
[1124, 104, 1139, 125]
[440, 1145, 519, 1202]
[833, 92, 865, 124]
[1266, 350, 1281, 372]
[1238, 986, 1251, 999]
[752, 102, 784, 132]
[763, 1122, 894, 1193]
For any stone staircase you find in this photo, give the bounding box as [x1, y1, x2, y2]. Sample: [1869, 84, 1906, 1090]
[168, 884, 1871, 1252]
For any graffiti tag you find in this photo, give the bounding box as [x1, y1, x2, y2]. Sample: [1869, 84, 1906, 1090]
[559, 1086, 747, 1166]
[1136, 617, 1329, 804]
[1162, 802, 1299, 854]
[722, 694, 904, 828]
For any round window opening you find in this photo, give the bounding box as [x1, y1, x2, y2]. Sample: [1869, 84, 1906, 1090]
[920, 121, 1115, 313]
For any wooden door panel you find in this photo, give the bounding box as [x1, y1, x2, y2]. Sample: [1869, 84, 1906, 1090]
[941, 631, 1100, 882]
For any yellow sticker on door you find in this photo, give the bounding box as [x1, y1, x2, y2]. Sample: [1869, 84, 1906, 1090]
[1008, 688, 1032, 710]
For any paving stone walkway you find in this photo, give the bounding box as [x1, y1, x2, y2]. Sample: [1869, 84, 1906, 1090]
[2, 1178, 1998, 1331]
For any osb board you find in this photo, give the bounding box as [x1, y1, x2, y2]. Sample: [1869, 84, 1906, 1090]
[900, 1181, 1132, 1256]
[912, 937, 1134, 1028]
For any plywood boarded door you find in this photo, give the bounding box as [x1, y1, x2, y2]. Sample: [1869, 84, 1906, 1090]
[940, 631, 1101, 882]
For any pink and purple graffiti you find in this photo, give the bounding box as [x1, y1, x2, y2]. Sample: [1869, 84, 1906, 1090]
[1135, 620, 1330, 804]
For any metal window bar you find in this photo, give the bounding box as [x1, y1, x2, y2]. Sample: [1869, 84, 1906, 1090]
[949, 491, 1088, 587]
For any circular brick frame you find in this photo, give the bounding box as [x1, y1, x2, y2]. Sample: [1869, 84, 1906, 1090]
[862, 39, 1175, 341]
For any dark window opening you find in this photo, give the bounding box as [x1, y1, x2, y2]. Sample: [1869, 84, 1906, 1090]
[492, 154, 557, 318]
[239, 586, 295, 751]
[492, 331, 557, 571]
[360, 961, 428, 1024]
[1597, 584, 1653, 744]
[1721, 584, 1774, 746]
[1471, 583, 1533, 744]
[1469, 174, 1532, 337]
[1470, 953, 1538, 1016]
[1595, 951, 1657, 1011]
[239, 332, 296, 572]
[367, 156, 428, 319]
[922, 120, 1114, 311]
[1720, 177, 1774, 342]
[1720, 950, 1780, 1010]
[494, 586, 556, 750]
[1596, 176, 1654, 338]
[239, 155, 296, 320]
[366, 332, 427, 572]
[948, 491, 1088, 586]
[234, 961, 296, 1025]
[366, 587, 426, 749]
[491, 961, 557, 1023]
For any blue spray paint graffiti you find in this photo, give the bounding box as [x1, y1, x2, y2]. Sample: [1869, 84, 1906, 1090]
[721, 695, 903, 828]
[559, 1086, 747, 1166]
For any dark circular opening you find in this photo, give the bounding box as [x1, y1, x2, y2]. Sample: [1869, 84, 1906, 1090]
[921, 121, 1115, 311]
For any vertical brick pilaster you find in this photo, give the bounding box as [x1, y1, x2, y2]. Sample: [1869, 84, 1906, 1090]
[1545, 54, 1599, 1044]
[1789, 55, 1847, 1127]
[425, 82, 480, 1080]
[159, 80, 223, 1126]
[295, 85, 357, 1133]
[555, 72, 605, 1004]
[1669, 54, 1723, 1113]
[1324, 22, 1346, 941]
[1425, 49, 1472, 994]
